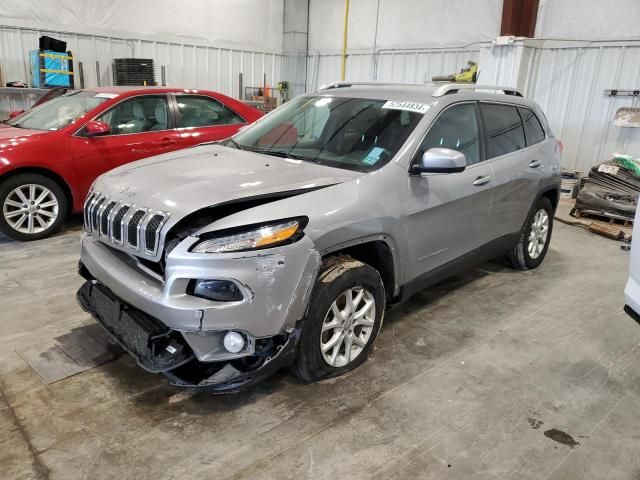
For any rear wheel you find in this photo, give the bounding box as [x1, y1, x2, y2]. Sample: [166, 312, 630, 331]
[506, 196, 553, 270]
[0, 174, 68, 241]
[293, 256, 385, 383]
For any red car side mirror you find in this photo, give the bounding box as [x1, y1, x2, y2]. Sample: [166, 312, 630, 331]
[84, 120, 111, 137]
[8, 110, 24, 119]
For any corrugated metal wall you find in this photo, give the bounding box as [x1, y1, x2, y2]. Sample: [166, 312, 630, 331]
[524, 43, 640, 173]
[306, 48, 480, 90]
[0, 25, 284, 99]
[308, 42, 640, 172]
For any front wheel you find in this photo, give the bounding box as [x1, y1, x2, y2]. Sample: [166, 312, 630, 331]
[293, 256, 385, 383]
[0, 174, 68, 241]
[506, 196, 554, 270]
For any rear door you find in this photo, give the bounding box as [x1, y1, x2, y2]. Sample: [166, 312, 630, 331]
[70, 94, 179, 196]
[172, 94, 247, 147]
[406, 102, 493, 281]
[480, 102, 546, 239]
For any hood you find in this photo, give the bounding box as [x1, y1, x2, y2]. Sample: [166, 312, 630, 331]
[0, 124, 51, 144]
[94, 144, 362, 223]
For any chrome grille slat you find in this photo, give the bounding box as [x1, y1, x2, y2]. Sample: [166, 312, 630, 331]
[144, 214, 164, 253]
[111, 205, 130, 244]
[127, 210, 147, 250]
[100, 201, 116, 238]
[82, 192, 168, 257]
[83, 192, 96, 230]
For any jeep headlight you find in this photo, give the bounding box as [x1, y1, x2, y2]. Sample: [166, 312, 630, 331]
[191, 219, 305, 254]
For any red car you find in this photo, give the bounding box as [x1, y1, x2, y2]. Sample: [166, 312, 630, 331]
[0, 87, 262, 240]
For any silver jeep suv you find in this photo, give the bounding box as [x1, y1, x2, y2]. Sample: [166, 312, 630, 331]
[77, 83, 561, 391]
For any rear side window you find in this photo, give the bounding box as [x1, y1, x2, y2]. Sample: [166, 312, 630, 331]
[518, 107, 545, 145]
[479, 103, 526, 158]
[175, 96, 245, 128]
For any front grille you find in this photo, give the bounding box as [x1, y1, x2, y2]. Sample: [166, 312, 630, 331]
[83, 192, 169, 256]
[145, 214, 164, 252]
[112, 205, 130, 243]
[127, 210, 146, 249]
[100, 202, 116, 236]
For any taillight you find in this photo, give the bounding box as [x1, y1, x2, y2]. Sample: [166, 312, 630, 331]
[555, 140, 563, 164]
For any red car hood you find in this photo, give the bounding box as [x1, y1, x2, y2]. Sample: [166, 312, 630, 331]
[0, 124, 51, 142]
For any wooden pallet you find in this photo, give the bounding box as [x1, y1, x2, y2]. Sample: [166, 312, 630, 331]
[571, 208, 634, 227]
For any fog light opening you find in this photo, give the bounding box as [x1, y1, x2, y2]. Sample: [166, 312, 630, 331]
[189, 279, 244, 302]
[223, 331, 245, 353]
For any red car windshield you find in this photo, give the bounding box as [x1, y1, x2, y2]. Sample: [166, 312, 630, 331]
[8, 91, 110, 131]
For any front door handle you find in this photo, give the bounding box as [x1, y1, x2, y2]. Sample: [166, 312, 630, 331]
[473, 175, 491, 186]
[158, 137, 177, 146]
[529, 159, 542, 168]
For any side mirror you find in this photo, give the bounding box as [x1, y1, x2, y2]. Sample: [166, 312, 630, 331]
[413, 147, 466, 174]
[8, 110, 24, 119]
[84, 120, 111, 137]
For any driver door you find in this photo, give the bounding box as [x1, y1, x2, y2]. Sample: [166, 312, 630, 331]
[405, 102, 493, 283]
[70, 94, 178, 197]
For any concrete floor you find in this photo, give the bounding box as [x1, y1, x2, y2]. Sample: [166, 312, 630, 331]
[1, 217, 639, 480]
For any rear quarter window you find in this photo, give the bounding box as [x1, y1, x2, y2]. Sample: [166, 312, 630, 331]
[518, 107, 546, 145]
[479, 103, 526, 158]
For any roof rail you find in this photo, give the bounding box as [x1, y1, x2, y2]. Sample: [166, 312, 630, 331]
[432, 83, 523, 97]
[316, 81, 424, 91]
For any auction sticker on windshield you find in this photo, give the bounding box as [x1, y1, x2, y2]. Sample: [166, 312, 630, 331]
[382, 100, 429, 114]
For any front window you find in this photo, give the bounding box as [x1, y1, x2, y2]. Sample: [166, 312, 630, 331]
[231, 95, 424, 172]
[8, 91, 109, 131]
[95, 95, 169, 135]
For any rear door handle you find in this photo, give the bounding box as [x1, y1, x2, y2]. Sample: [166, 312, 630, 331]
[529, 159, 542, 168]
[473, 175, 492, 186]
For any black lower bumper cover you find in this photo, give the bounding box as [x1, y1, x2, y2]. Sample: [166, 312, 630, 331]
[624, 304, 640, 326]
[76, 266, 301, 392]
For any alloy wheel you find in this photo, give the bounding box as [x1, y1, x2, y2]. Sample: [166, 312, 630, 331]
[528, 208, 549, 259]
[2, 184, 59, 235]
[320, 286, 376, 368]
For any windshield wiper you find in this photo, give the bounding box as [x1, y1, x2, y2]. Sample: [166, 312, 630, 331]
[247, 148, 320, 163]
[227, 138, 244, 150]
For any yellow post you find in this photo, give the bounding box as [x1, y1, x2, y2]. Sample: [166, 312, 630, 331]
[340, 0, 350, 81]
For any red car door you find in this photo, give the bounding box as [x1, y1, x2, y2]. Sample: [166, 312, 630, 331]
[172, 94, 248, 148]
[70, 94, 179, 197]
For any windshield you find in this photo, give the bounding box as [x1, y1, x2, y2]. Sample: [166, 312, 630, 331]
[8, 91, 110, 131]
[231, 95, 424, 172]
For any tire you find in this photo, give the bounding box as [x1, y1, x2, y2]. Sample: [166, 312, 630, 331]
[506, 196, 553, 270]
[0, 173, 68, 241]
[293, 256, 386, 383]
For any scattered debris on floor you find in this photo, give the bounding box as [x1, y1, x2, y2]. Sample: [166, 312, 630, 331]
[588, 222, 626, 240]
[556, 199, 631, 243]
[528, 417, 544, 429]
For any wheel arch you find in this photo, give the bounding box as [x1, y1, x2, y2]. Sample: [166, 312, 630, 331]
[0, 166, 75, 211]
[540, 187, 559, 212]
[321, 236, 399, 302]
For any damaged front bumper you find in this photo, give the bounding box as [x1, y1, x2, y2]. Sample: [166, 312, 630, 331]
[77, 275, 301, 392]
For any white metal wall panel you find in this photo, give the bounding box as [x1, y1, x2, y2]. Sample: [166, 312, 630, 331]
[0, 25, 284, 99]
[306, 49, 479, 90]
[308, 42, 640, 174]
[525, 44, 640, 172]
